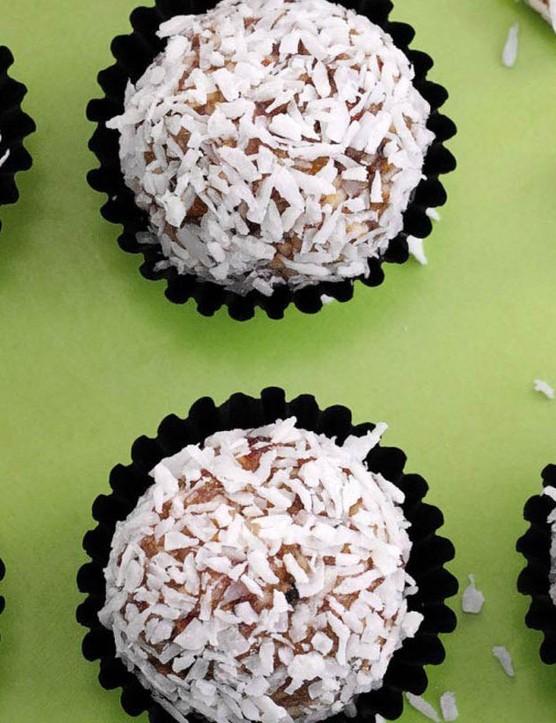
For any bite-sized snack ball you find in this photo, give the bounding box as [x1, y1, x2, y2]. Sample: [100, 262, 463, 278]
[527, 0, 556, 30]
[99, 418, 422, 723]
[108, 0, 434, 296]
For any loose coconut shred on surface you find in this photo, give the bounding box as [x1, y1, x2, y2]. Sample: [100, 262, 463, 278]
[461, 574, 485, 614]
[502, 23, 520, 68]
[492, 646, 515, 678]
[406, 236, 427, 265]
[439, 691, 458, 722]
[108, 0, 434, 296]
[534, 379, 555, 400]
[404, 692, 440, 722]
[99, 419, 422, 723]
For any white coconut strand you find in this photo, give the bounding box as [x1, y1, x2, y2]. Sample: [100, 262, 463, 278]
[502, 23, 520, 68]
[534, 379, 555, 400]
[492, 646, 515, 678]
[405, 693, 440, 722]
[108, 0, 434, 296]
[99, 418, 422, 723]
[439, 691, 459, 721]
[461, 574, 485, 614]
[0, 145, 9, 169]
[527, 0, 556, 31]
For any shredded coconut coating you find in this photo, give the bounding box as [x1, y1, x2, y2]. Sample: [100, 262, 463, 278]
[108, 0, 434, 296]
[527, 0, 556, 30]
[99, 419, 422, 723]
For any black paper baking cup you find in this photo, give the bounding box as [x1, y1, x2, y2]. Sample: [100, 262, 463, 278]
[77, 387, 457, 722]
[517, 463, 556, 664]
[0, 557, 4, 641]
[87, 0, 457, 321]
[0, 46, 34, 230]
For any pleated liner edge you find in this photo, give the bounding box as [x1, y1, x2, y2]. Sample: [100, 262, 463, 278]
[77, 387, 458, 722]
[0, 46, 35, 226]
[87, 0, 457, 320]
[0, 557, 5, 642]
[517, 463, 556, 665]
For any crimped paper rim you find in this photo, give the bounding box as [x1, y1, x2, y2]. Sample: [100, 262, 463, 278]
[0, 46, 35, 226]
[0, 557, 5, 640]
[87, 0, 457, 320]
[517, 464, 556, 664]
[77, 387, 458, 722]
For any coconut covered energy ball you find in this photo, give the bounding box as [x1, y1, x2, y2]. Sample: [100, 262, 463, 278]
[108, 0, 434, 296]
[99, 418, 422, 723]
[528, 0, 556, 30]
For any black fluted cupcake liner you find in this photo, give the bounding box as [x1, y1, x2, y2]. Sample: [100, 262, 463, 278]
[77, 387, 458, 722]
[87, 0, 457, 321]
[0, 557, 4, 640]
[517, 463, 556, 664]
[0, 46, 34, 231]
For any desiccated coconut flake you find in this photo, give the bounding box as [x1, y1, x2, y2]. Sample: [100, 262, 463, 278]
[283, 553, 310, 585]
[248, 550, 280, 584]
[269, 113, 303, 142]
[341, 166, 367, 182]
[543, 485, 556, 504]
[534, 379, 555, 400]
[312, 61, 331, 98]
[492, 646, 515, 677]
[502, 23, 520, 68]
[405, 693, 441, 722]
[426, 207, 441, 222]
[0, 146, 9, 168]
[440, 691, 458, 721]
[370, 171, 383, 203]
[326, 102, 352, 143]
[461, 574, 485, 614]
[407, 236, 428, 265]
[174, 619, 209, 650]
[527, 0, 556, 31]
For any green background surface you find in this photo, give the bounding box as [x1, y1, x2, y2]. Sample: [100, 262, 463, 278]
[0, 0, 555, 720]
